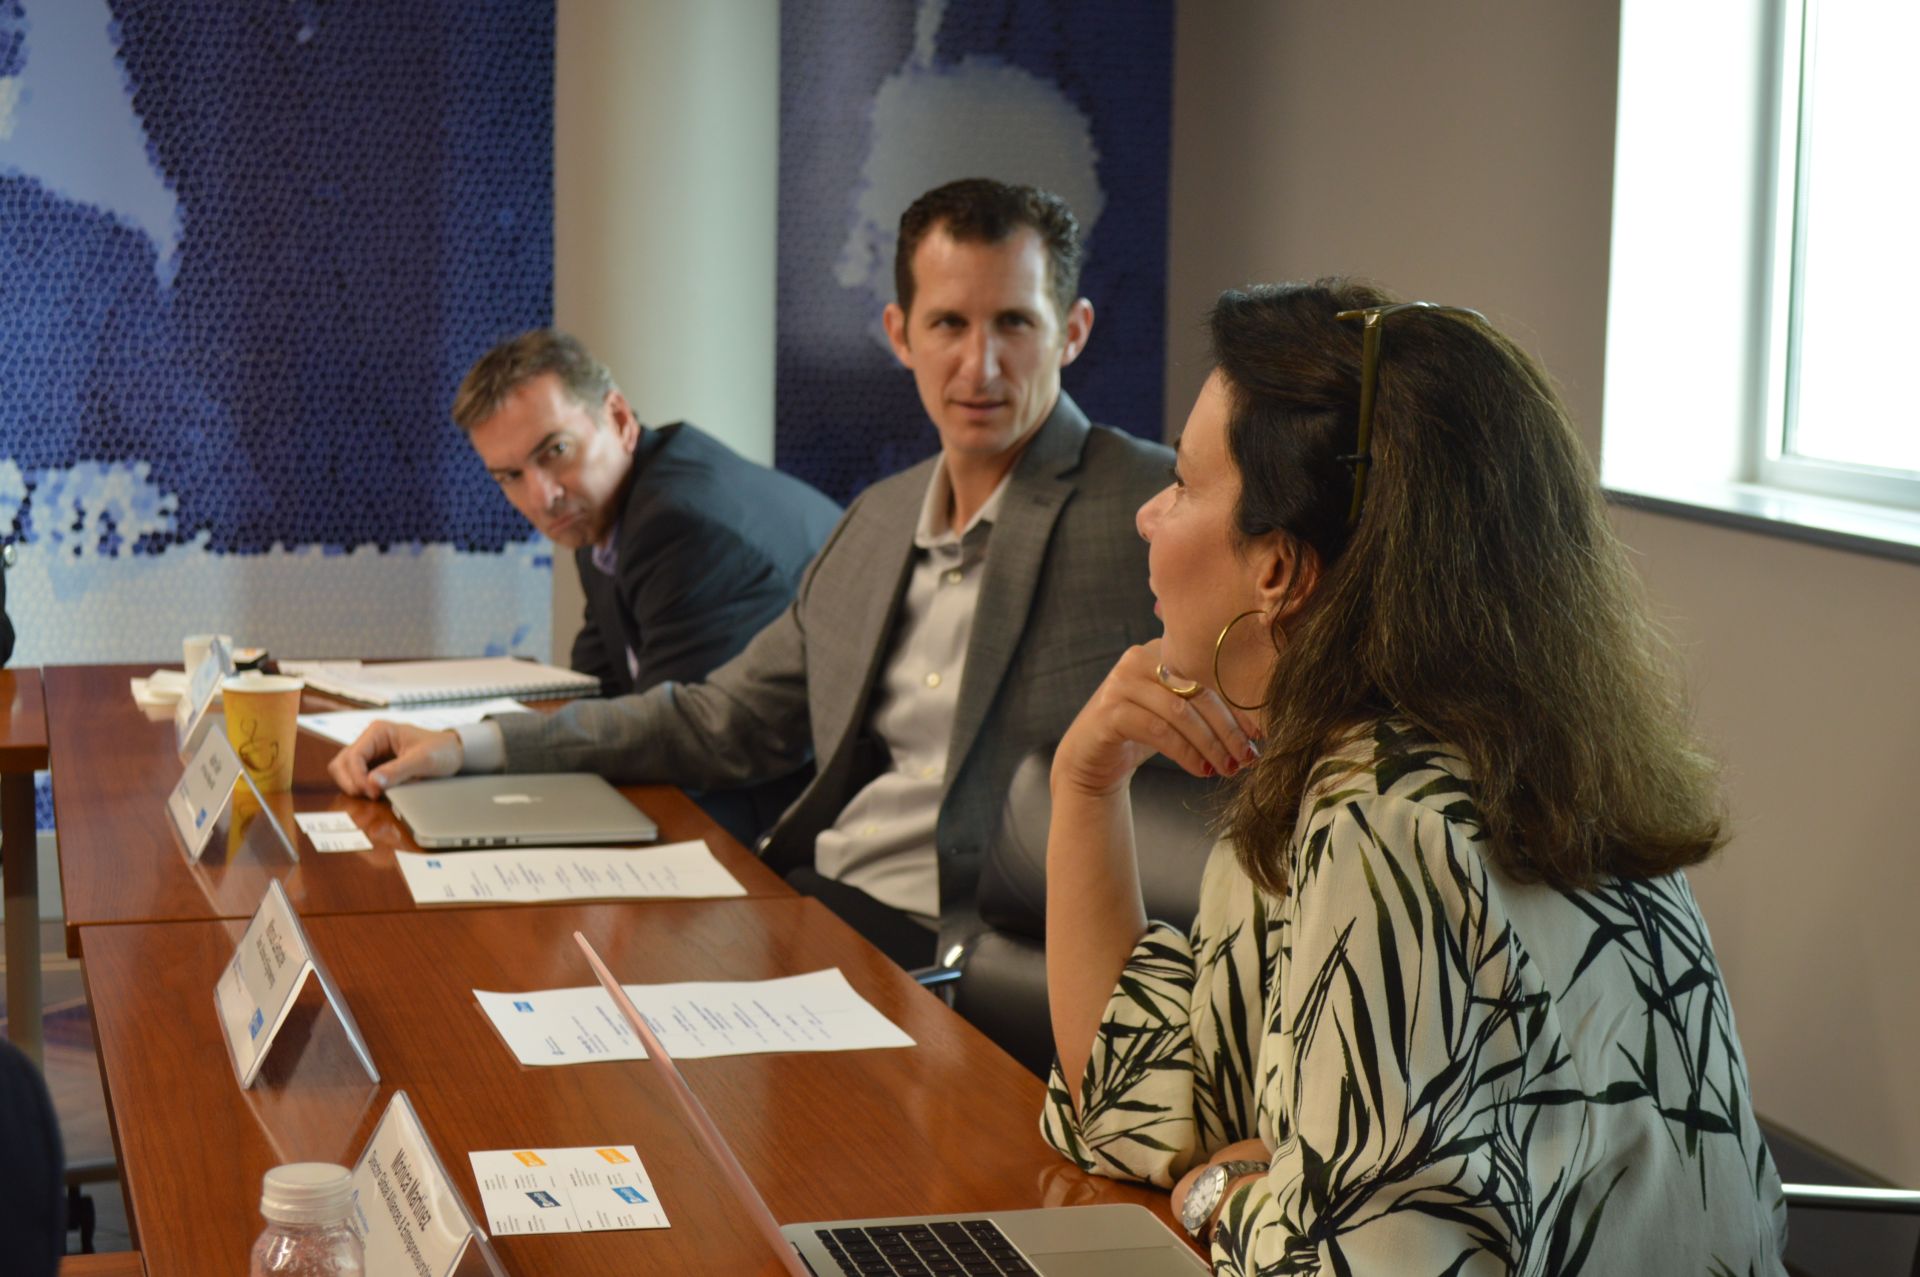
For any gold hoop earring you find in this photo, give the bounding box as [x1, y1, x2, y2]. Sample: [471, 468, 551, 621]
[1212, 609, 1272, 712]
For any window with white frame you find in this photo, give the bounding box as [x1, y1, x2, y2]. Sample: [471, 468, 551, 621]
[1604, 0, 1920, 554]
[1759, 0, 1920, 507]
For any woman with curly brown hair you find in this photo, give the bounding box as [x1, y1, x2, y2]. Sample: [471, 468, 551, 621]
[1042, 280, 1787, 1275]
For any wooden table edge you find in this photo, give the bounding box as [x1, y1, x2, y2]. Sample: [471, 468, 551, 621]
[59, 1253, 144, 1277]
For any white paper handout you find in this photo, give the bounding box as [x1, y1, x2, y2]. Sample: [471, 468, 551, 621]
[394, 841, 745, 905]
[468, 1145, 668, 1236]
[296, 698, 530, 746]
[474, 968, 915, 1067]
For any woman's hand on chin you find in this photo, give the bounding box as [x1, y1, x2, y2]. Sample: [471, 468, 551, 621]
[1052, 640, 1259, 800]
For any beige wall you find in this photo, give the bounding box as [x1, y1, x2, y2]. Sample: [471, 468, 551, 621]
[1166, 1, 1619, 455]
[1616, 511, 1920, 1184]
[553, 0, 780, 663]
[1171, 1, 1920, 1183]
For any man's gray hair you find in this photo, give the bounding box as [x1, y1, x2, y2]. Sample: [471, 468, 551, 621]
[451, 329, 616, 429]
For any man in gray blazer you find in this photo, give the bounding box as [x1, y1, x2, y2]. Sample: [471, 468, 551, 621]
[331, 179, 1171, 966]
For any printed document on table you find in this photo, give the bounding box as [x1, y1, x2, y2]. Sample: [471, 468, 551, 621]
[295, 698, 529, 746]
[468, 1145, 668, 1235]
[474, 968, 915, 1066]
[394, 842, 745, 904]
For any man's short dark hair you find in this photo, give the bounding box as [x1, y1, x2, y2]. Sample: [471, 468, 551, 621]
[451, 329, 616, 430]
[893, 179, 1084, 322]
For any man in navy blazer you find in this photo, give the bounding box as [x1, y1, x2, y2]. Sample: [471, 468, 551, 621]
[451, 331, 840, 698]
[333, 182, 1170, 966]
[449, 332, 840, 838]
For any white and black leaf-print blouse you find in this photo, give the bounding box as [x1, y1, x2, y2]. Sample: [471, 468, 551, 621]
[1043, 721, 1788, 1276]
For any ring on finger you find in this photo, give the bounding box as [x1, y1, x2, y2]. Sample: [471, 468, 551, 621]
[1154, 662, 1203, 700]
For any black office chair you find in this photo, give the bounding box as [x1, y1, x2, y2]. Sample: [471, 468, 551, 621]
[1779, 1182, 1920, 1277]
[931, 747, 1220, 1078]
[1764, 1116, 1920, 1276]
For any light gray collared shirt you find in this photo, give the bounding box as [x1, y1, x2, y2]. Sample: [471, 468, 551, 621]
[811, 461, 1010, 923]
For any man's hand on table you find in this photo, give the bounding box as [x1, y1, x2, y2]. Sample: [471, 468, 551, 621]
[327, 722, 463, 798]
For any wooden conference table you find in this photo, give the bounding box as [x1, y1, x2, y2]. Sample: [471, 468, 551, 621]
[60, 1254, 144, 1277]
[43, 664, 789, 955]
[51, 663, 1182, 1273]
[82, 898, 1173, 1274]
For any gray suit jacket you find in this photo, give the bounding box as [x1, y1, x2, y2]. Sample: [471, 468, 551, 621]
[497, 393, 1171, 938]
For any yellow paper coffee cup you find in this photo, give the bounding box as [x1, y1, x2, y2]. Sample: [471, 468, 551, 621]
[222, 673, 304, 793]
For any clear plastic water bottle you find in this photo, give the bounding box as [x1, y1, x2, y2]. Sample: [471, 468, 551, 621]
[247, 1163, 365, 1277]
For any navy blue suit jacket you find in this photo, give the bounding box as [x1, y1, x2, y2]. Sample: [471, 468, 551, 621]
[570, 422, 841, 696]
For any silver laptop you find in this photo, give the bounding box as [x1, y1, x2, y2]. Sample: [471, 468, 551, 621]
[387, 774, 657, 848]
[571, 932, 1208, 1277]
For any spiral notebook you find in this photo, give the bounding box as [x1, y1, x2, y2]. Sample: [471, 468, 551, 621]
[290, 657, 600, 707]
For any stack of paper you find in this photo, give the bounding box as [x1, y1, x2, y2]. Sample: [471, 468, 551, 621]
[131, 669, 191, 715]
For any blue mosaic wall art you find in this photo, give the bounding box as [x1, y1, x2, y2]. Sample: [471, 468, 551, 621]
[0, 1, 556, 666]
[776, 0, 1174, 504]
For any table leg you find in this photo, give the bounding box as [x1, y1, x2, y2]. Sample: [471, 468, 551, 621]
[2, 771, 42, 1065]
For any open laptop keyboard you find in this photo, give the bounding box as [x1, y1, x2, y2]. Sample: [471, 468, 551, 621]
[815, 1220, 1040, 1275]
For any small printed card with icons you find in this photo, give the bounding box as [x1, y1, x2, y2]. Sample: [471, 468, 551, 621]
[293, 810, 374, 853]
[468, 1144, 670, 1235]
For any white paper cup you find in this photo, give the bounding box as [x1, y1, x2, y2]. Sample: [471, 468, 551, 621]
[183, 633, 233, 675]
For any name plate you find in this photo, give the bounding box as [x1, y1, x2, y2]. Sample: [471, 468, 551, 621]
[175, 635, 234, 757]
[351, 1091, 507, 1277]
[165, 729, 297, 864]
[214, 880, 378, 1088]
